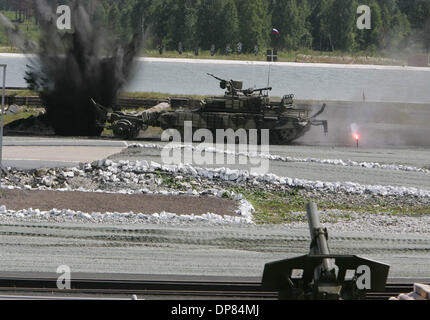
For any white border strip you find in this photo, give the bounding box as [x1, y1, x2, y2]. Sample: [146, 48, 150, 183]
[138, 57, 430, 71]
[128, 144, 430, 174]
[2, 53, 429, 71]
[0, 206, 252, 224]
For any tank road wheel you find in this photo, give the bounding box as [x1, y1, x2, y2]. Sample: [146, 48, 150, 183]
[269, 130, 281, 145]
[280, 129, 298, 143]
[270, 129, 298, 145]
[112, 120, 140, 140]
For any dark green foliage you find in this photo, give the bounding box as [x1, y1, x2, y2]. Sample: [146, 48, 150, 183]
[0, 0, 428, 53]
[236, 0, 270, 51]
[271, 0, 312, 50]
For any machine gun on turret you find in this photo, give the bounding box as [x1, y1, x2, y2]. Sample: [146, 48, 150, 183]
[207, 73, 242, 96]
[207, 73, 272, 97]
[262, 203, 390, 300]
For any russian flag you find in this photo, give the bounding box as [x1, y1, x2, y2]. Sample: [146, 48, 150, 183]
[272, 28, 280, 35]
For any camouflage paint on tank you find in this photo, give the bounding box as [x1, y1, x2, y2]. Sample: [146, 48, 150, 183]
[154, 74, 328, 144]
[101, 74, 328, 144]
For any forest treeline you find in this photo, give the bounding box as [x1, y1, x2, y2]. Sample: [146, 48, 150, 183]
[1, 0, 429, 54]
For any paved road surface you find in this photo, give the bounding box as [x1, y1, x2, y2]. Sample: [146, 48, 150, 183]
[0, 221, 428, 278]
[2, 137, 126, 169]
[111, 142, 430, 190]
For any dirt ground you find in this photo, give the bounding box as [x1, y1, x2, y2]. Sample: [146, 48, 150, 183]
[0, 189, 237, 216]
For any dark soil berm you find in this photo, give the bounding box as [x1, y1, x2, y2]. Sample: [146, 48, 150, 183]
[0, 189, 237, 216]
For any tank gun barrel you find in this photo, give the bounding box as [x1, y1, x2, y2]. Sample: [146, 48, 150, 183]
[241, 87, 272, 95]
[255, 87, 272, 92]
[207, 73, 232, 91]
[206, 73, 225, 82]
[306, 202, 336, 274]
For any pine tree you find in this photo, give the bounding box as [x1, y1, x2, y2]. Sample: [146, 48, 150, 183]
[2, 0, 429, 55]
[183, 0, 200, 49]
[356, 0, 384, 51]
[329, 0, 356, 51]
[317, 0, 335, 51]
[397, 0, 430, 30]
[236, 0, 271, 52]
[220, 0, 239, 49]
[107, 3, 121, 35]
[271, 0, 312, 50]
[388, 8, 412, 52]
[367, 0, 383, 51]
[197, 0, 225, 49]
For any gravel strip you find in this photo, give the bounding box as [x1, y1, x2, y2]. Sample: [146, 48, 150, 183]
[1, 157, 429, 230]
[127, 143, 430, 174]
[280, 209, 430, 234]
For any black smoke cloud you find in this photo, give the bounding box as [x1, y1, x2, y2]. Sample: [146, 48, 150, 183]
[2, 0, 143, 136]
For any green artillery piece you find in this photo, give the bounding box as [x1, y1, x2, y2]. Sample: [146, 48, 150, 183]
[262, 203, 390, 300]
[91, 99, 170, 140]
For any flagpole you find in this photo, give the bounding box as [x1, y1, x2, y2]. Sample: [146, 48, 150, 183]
[267, 28, 279, 95]
[0, 64, 6, 184]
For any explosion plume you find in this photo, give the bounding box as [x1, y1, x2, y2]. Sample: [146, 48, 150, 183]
[1, 0, 143, 136]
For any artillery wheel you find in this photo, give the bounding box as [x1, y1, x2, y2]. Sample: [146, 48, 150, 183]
[112, 120, 140, 140]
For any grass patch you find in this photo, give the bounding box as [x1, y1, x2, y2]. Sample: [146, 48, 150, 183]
[5, 90, 38, 97]
[2, 110, 41, 125]
[0, 46, 21, 53]
[0, 11, 40, 47]
[152, 171, 195, 191]
[102, 128, 113, 137]
[228, 187, 430, 224]
[229, 188, 308, 224]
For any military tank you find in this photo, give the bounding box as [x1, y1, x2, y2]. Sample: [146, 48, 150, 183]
[156, 74, 328, 144]
[98, 74, 328, 144]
